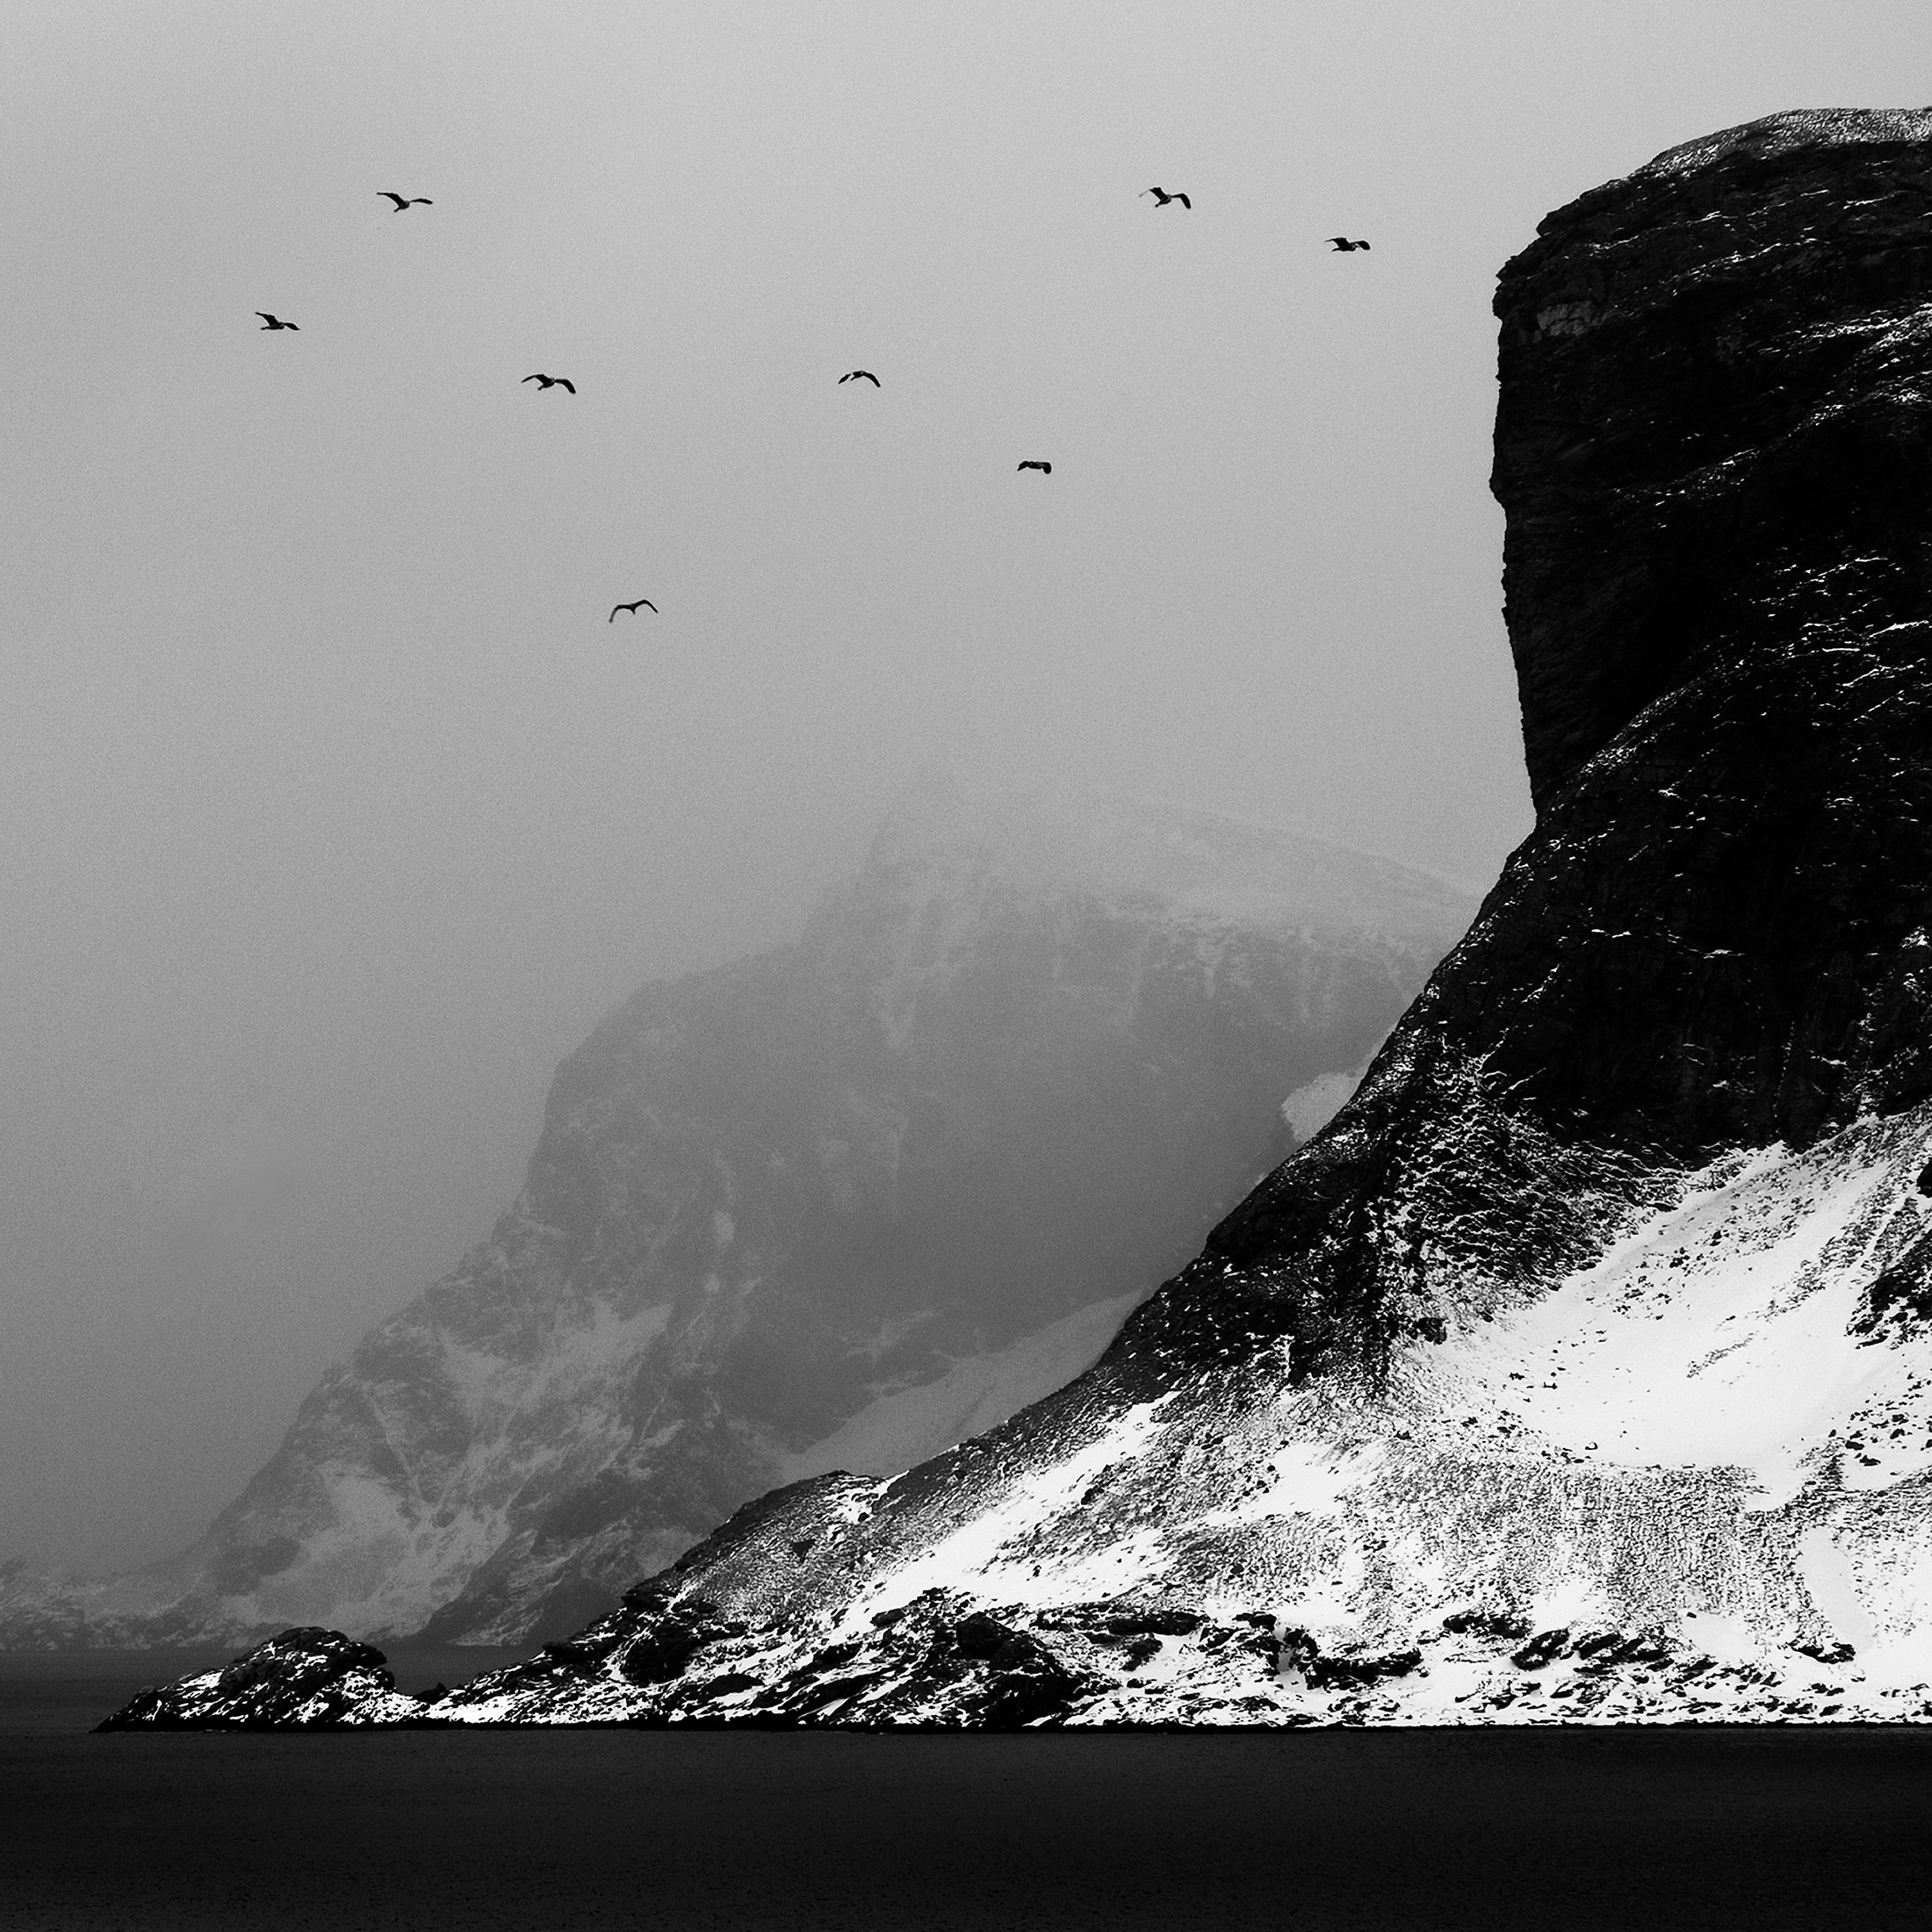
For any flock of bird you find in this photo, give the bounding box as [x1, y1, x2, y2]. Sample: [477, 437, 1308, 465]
[256, 188, 1371, 624]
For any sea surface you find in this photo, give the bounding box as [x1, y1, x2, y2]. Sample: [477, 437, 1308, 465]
[4, 1648, 1930, 1929]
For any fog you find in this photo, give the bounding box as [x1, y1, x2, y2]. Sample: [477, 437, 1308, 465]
[4, 0, 1928, 1576]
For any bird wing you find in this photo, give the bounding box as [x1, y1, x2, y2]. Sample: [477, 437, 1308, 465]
[380, 192, 407, 207]
[609, 607, 622, 622]
[523, 374, 544, 383]
[1175, 194, 1190, 208]
[556, 378, 575, 393]
[858, 371, 878, 385]
[838, 372, 852, 382]
[640, 600, 657, 612]
[256, 313, 275, 321]
[413, 198, 433, 205]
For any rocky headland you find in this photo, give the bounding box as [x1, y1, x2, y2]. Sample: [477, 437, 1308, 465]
[109, 107, 1932, 1734]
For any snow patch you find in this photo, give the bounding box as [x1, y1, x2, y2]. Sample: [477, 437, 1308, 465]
[1282, 1071, 1361, 1144]
[783, 1293, 1143, 1482]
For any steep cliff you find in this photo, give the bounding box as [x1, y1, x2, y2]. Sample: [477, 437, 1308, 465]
[116, 109, 1932, 1734]
[22, 784, 1465, 1650]
[1121, 105, 1932, 1386]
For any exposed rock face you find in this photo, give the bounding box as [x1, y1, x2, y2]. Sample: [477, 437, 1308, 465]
[96, 1627, 422, 1730]
[1126, 101, 1932, 1382]
[108, 112, 1932, 1736]
[26, 784, 1466, 1651]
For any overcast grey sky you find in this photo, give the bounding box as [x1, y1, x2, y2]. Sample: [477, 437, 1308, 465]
[7, 0, 1932, 1575]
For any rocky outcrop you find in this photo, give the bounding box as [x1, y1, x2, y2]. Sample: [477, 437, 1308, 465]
[24, 784, 1466, 1650]
[96, 1627, 422, 1729]
[110, 111, 1932, 1735]
[1114, 104, 1932, 1384]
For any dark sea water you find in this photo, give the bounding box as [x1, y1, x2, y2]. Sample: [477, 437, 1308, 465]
[4, 1651, 1930, 1930]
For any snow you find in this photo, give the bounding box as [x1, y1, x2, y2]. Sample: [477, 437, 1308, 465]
[113, 1106, 1932, 1731]
[782, 1293, 1142, 1482]
[1428, 1121, 1929, 1496]
[710, 1099, 1932, 1725]
[1281, 1071, 1362, 1144]
[842, 1397, 1174, 1626]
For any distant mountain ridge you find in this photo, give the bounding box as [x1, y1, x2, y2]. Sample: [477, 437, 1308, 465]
[9, 782, 1471, 1649]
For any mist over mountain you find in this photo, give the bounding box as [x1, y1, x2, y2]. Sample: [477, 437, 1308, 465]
[106, 108, 1932, 1734]
[10, 782, 1467, 1650]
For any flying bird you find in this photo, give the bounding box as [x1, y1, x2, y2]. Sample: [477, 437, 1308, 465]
[1017, 460, 1051, 474]
[839, 370, 880, 386]
[1143, 187, 1191, 208]
[523, 373, 576, 393]
[378, 192, 433, 211]
[256, 312, 299, 330]
[1325, 236, 1371, 251]
[609, 599, 658, 622]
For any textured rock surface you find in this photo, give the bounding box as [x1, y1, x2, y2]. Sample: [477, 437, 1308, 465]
[1126, 101, 1932, 1381]
[107, 111, 1932, 1735]
[96, 1626, 423, 1730]
[23, 784, 1464, 1651]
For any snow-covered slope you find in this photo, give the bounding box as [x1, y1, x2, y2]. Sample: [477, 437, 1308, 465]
[342, 1099, 1932, 1729]
[112, 1107, 1932, 1725]
[109, 109, 1932, 1733]
[24, 782, 1465, 1651]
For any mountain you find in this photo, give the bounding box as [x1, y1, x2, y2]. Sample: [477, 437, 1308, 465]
[15, 781, 1469, 1651]
[105, 107, 1932, 1732]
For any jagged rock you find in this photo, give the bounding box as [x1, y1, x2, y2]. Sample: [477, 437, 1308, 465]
[97, 1627, 425, 1730]
[1275, 1627, 1423, 1690]
[1570, 1631, 1673, 1672]
[1852, 1231, 1932, 1342]
[1795, 1639, 1857, 1665]
[1510, 1629, 1572, 1671]
[617, 1601, 743, 1685]
[932, 1616, 1093, 1729]
[1441, 1611, 1531, 1641]
[1101, 1608, 1203, 1637]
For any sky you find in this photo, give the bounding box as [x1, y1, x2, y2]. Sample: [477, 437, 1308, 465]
[6, 0, 1932, 1576]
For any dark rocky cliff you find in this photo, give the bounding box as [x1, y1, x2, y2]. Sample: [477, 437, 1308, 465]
[1117, 106, 1932, 1383]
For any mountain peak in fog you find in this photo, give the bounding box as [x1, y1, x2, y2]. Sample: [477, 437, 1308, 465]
[4, 786, 1473, 1650]
[865, 776, 1481, 941]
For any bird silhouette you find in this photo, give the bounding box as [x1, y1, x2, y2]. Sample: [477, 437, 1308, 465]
[256, 312, 299, 330]
[1017, 460, 1052, 474]
[1325, 236, 1371, 251]
[523, 373, 576, 393]
[379, 192, 433, 211]
[1143, 187, 1192, 208]
[839, 371, 881, 386]
[609, 599, 658, 622]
